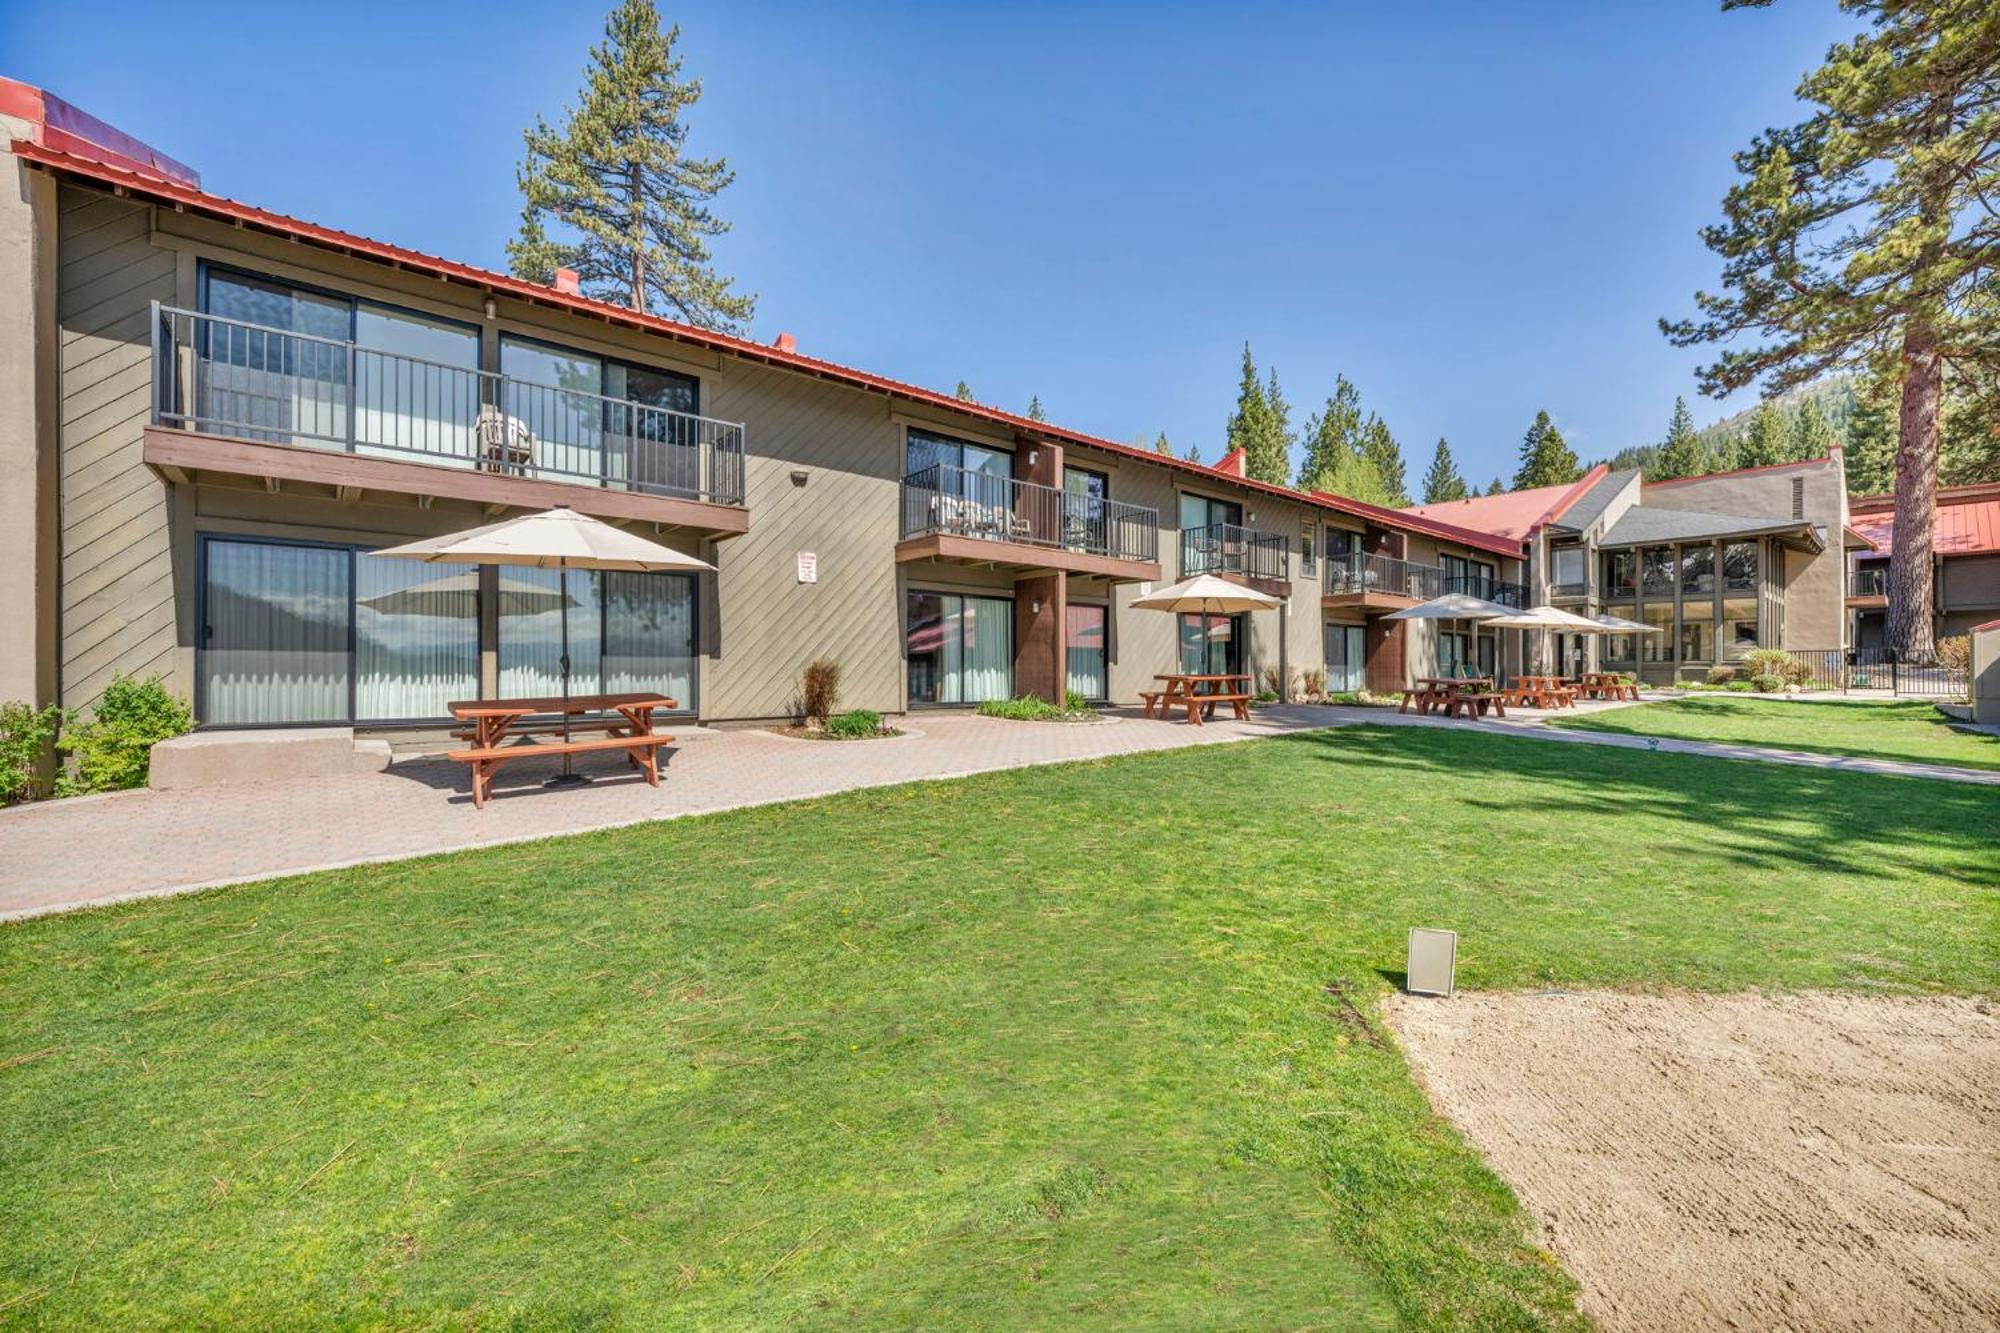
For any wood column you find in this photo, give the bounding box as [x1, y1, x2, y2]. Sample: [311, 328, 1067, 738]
[1365, 617, 1407, 693]
[1014, 571, 1067, 704]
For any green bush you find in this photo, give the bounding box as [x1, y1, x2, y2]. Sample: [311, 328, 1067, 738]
[1254, 689, 1279, 704]
[1748, 673, 1785, 693]
[977, 696, 1067, 721]
[1742, 649, 1813, 686]
[0, 701, 65, 804]
[1064, 690, 1093, 713]
[55, 675, 191, 796]
[1706, 665, 1737, 685]
[824, 708, 883, 739]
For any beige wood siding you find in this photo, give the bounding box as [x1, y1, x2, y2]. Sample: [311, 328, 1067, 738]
[55, 184, 178, 709]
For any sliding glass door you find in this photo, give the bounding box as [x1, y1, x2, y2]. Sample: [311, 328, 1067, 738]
[1178, 612, 1243, 676]
[1325, 622, 1365, 692]
[496, 568, 697, 708]
[201, 536, 479, 725]
[906, 591, 1012, 704]
[1065, 604, 1108, 701]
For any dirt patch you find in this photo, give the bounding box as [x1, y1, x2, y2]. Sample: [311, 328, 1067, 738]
[1383, 990, 2000, 1332]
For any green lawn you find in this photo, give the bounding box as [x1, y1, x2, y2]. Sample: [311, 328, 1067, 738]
[3, 728, 1995, 1330]
[1553, 695, 2000, 772]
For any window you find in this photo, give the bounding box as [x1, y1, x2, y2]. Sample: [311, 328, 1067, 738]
[906, 592, 1012, 704]
[1721, 598, 1760, 659]
[1300, 524, 1316, 574]
[1641, 546, 1676, 596]
[1178, 612, 1243, 676]
[1603, 633, 1636, 664]
[1605, 551, 1636, 598]
[1178, 492, 1242, 532]
[199, 536, 479, 726]
[1325, 622, 1365, 691]
[1065, 604, 1108, 700]
[1680, 544, 1715, 597]
[1641, 601, 1675, 662]
[497, 568, 697, 709]
[1063, 467, 1108, 554]
[501, 335, 702, 494]
[1551, 545, 1585, 592]
[1722, 542, 1758, 591]
[1679, 612, 1715, 663]
[907, 429, 1011, 509]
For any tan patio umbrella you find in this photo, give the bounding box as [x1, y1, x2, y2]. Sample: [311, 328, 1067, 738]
[1129, 573, 1282, 616]
[373, 506, 714, 786]
[1591, 612, 1661, 633]
[357, 569, 578, 619]
[1497, 604, 1610, 673]
[1383, 593, 1518, 679]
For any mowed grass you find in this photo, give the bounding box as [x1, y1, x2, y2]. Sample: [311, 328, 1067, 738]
[2, 727, 1995, 1330]
[1554, 695, 2000, 772]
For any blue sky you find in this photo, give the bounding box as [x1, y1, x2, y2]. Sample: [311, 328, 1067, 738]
[5, 0, 1858, 486]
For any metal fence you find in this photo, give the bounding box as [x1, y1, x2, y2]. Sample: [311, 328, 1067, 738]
[1788, 648, 1967, 698]
[1325, 552, 1442, 600]
[900, 463, 1159, 563]
[152, 302, 747, 505]
[1444, 573, 1527, 608]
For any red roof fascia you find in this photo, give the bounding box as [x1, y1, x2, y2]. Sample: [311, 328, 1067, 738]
[1529, 462, 1609, 533]
[1644, 454, 1833, 488]
[1849, 480, 2000, 515]
[1310, 491, 1525, 558]
[1970, 618, 2000, 634]
[14, 137, 1493, 549]
[1844, 524, 1880, 552]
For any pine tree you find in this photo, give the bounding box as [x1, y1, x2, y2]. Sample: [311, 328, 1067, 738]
[1513, 410, 1582, 489]
[1844, 383, 1898, 495]
[1360, 414, 1409, 505]
[1421, 438, 1469, 503]
[1183, 441, 1202, 464]
[1655, 396, 1703, 480]
[954, 381, 975, 402]
[1793, 397, 1834, 461]
[1738, 400, 1792, 468]
[1660, 1, 2000, 660]
[1026, 395, 1045, 422]
[1154, 431, 1173, 456]
[1485, 477, 1506, 496]
[1298, 376, 1363, 491]
[1251, 366, 1293, 485]
[508, 0, 755, 331]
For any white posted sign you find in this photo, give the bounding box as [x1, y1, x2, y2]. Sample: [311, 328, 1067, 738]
[796, 551, 818, 584]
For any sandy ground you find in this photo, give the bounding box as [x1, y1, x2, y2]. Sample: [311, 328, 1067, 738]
[1383, 990, 2000, 1332]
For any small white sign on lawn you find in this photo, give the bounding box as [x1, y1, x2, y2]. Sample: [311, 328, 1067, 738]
[1406, 927, 1458, 997]
[796, 551, 818, 584]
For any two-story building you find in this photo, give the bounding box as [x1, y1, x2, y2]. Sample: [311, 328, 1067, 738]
[1404, 452, 1863, 684]
[0, 81, 1527, 734]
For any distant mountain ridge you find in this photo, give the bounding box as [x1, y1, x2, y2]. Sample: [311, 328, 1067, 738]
[1593, 377, 1859, 478]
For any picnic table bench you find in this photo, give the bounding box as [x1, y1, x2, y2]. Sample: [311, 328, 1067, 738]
[447, 692, 676, 808]
[1141, 673, 1253, 725]
[1401, 677, 1500, 717]
[1579, 671, 1640, 701]
[1504, 674, 1578, 709]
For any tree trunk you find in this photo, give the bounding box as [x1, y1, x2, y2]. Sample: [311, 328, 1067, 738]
[1886, 324, 1941, 663]
[628, 161, 647, 314]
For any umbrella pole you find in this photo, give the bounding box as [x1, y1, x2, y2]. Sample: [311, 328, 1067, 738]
[548, 566, 589, 788]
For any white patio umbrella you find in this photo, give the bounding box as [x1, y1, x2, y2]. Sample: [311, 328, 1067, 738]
[1383, 593, 1518, 680]
[1497, 604, 1611, 673]
[1131, 574, 1280, 685]
[373, 506, 714, 786]
[357, 569, 578, 619]
[1591, 612, 1661, 633]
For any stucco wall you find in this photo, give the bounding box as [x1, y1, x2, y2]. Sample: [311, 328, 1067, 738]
[0, 148, 57, 708]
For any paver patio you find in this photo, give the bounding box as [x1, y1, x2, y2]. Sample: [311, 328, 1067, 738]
[6, 694, 1988, 922]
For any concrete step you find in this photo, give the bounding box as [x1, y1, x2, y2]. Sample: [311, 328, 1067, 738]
[150, 728, 384, 790]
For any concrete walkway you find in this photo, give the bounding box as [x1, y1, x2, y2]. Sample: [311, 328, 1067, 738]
[3, 696, 1991, 922]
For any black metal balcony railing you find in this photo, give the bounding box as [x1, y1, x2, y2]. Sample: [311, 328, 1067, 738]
[151, 303, 747, 506]
[1180, 522, 1289, 581]
[1324, 552, 1442, 601]
[1851, 565, 1888, 597]
[899, 463, 1160, 564]
[1444, 574, 1528, 608]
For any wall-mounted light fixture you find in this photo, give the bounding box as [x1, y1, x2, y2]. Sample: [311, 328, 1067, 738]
[1031, 597, 1044, 614]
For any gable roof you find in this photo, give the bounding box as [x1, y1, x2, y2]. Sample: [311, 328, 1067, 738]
[1598, 504, 1824, 553]
[1554, 468, 1640, 535]
[10, 132, 1531, 557]
[1398, 465, 1609, 544]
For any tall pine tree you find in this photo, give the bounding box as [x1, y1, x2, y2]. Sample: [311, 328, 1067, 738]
[1661, 0, 2000, 660]
[1298, 376, 1363, 491]
[1154, 431, 1173, 456]
[509, 0, 755, 330]
[1513, 410, 1582, 489]
[1360, 414, 1410, 506]
[1224, 344, 1276, 475]
[1421, 438, 1470, 503]
[1738, 400, 1793, 468]
[1026, 395, 1045, 422]
[1256, 366, 1294, 485]
[1793, 397, 1834, 460]
[954, 381, 975, 402]
[1655, 396, 1704, 479]
[1485, 477, 1506, 496]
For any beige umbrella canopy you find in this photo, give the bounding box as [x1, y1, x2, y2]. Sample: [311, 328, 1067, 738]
[1497, 604, 1610, 673]
[357, 570, 578, 619]
[1384, 593, 1518, 679]
[373, 506, 714, 785]
[1592, 612, 1662, 633]
[1129, 573, 1282, 615]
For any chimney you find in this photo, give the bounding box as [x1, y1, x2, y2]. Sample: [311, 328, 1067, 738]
[552, 267, 581, 296]
[773, 331, 797, 354]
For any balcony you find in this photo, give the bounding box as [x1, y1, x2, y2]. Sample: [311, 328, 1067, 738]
[1849, 564, 1889, 604]
[1179, 522, 1289, 584]
[1444, 573, 1528, 608]
[1322, 553, 1441, 610]
[1549, 580, 1588, 600]
[896, 463, 1161, 581]
[144, 303, 749, 534]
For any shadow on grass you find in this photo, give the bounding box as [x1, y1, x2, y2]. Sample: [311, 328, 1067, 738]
[1286, 724, 2000, 888]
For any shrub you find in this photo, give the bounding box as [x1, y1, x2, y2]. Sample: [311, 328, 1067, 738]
[1726, 680, 1754, 692]
[1259, 667, 1285, 697]
[977, 696, 1066, 721]
[1299, 668, 1327, 699]
[55, 675, 191, 796]
[1742, 649, 1812, 686]
[824, 708, 883, 739]
[1749, 673, 1785, 693]
[1936, 635, 1970, 677]
[0, 701, 66, 804]
[1706, 665, 1737, 685]
[1254, 689, 1279, 704]
[799, 659, 841, 727]
[1063, 690, 1093, 714]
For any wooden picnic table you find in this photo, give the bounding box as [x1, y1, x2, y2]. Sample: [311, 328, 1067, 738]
[1579, 671, 1640, 702]
[1402, 677, 1504, 718]
[447, 692, 677, 807]
[1142, 673, 1253, 725]
[1506, 674, 1578, 710]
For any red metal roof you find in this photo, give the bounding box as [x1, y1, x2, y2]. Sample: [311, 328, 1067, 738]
[11, 135, 1528, 556]
[1848, 489, 2000, 558]
[1310, 490, 1525, 556]
[1400, 478, 1584, 543]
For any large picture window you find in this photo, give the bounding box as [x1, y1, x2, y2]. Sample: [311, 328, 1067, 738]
[1179, 612, 1243, 676]
[500, 335, 702, 495]
[1065, 604, 1108, 701]
[907, 592, 1012, 704]
[199, 536, 479, 726]
[497, 568, 697, 709]
[1325, 622, 1365, 692]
